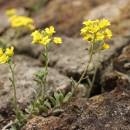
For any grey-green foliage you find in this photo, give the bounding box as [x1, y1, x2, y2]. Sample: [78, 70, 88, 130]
[26, 91, 72, 115]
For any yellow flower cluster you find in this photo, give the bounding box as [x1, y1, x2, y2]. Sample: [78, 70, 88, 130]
[6, 8, 35, 30]
[31, 26, 62, 46]
[81, 19, 112, 49]
[0, 47, 14, 64]
[6, 8, 16, 17]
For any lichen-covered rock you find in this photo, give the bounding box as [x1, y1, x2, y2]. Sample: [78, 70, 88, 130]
[23, 87, 130, 130]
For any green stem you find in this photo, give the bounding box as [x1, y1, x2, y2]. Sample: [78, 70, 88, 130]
[9, 63, 19, 116]
[75, 43, 94, 88]
[87, 49, 101, 97]
[87, 66, 97, 98]
[41, 45, 48, 98]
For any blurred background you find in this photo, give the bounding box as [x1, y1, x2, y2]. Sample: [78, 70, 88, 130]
[0, 0, 130, 37]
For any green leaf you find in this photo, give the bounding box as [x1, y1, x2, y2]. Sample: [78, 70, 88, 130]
[44, 99, 51, 109]
[54, 92, 60, 107]
[58, 91, 64, 103]
[63, 92, 72, 103]
[49, 96, 56, 106]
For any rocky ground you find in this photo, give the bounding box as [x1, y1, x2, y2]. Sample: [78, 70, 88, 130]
[0, 0, 130, 129]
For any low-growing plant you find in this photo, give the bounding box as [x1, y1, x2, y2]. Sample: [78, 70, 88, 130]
[1, 12, 113, 129]
[30, 26, 63, 113]
[26, 91, 72, 115]
[75, 19, 112, 97]
[0, 47, 27, 129]
[6, 8, 35, 31]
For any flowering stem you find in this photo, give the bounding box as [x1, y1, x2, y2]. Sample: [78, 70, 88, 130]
[41, 45, 48, 98]
[75, 43, 94, 89]
[87, 66, 97, 97]
[9, 63, 19, 117]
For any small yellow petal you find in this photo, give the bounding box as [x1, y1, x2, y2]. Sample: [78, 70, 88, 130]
[45, 26, 55, 36]
[0, 54, 9, 64]
[102, 43, 110, 49]
[5, 46, 14, 57]
[6, 8, 16, 17]
[53, 37, 62, 44]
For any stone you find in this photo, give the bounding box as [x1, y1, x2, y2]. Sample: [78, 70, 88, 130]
[11, 35, 43, 58]
[85, 0, 129, 22]
[114, 44, 130, 76]
[33, 0, 109, 36]
[47, 36, 129, 78]
[23, 88, 130, 130]
[0, 55, 73, 110]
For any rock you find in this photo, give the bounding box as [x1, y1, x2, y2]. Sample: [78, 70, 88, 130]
[0, 0, 44, 10]
[23, 88, 130, 130]
[101, 70, 130, 92]
[23, 116, 60, 130]
[85, 0, 129, 22]
[11, 35, 43, 58]
[33, 0, 110, 36]
[0, 55, 39, 109]
[0, 54, 74, 110]
[47, 36, 129, 79]
[114, 44, 130, 76]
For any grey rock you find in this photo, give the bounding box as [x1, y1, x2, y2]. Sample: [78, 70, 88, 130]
[47, 36, 129, 77]
[0, 55, 74, 109]
[85, 0, 129, 21]
[12, 35, 43, 58]
[114, 44, 130, 75]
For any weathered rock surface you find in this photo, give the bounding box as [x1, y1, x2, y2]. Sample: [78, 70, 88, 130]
[85, 0, 129, 21]
[10, 35, 130, 80]
[11, 35, 43, 58]
[47, 36, 129, 77]
[33, 0, 110, 36]
[23, 87, 130, 130]
[114, 44, 130, 76]
[0, 55, 73, 110]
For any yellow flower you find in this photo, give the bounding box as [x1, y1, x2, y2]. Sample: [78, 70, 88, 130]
[99, 19, 110, 29]
[0, 48, 4, 57]
[45, 26, 55, 36]
[0, 47, 14, 64]
[31, 26, 62, 46]
[83, 34, 94, 42]
[0, 54, 9, 64]
[9, 15, 35, 30]
[31, 30, 42, 44]
[81, 19, 112, 46]
[6, 8, 16, 17]
[102, 43, 110, 49]
[96, 32, 104, 41]
[39, 36, 51, 45]
[53, 37, 62, 44]
[5, 47, 14, 57]
[104, 29, 112, 39]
